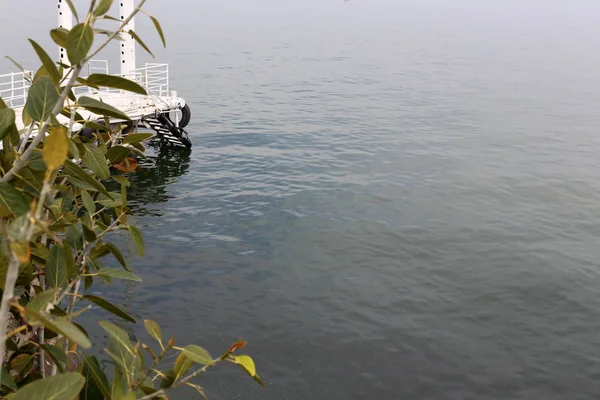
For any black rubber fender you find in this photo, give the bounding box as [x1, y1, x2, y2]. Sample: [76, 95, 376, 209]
[167, 104, 191, 128]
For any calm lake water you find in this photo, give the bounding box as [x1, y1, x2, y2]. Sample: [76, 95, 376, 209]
[4, 0, 600, 398]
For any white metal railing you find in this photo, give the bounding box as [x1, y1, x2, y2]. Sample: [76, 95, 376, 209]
[133, 63, 169, 97]
[0, 62, 171, 109]
[0, 71, 32, 108]
[87, 59, 110, 75]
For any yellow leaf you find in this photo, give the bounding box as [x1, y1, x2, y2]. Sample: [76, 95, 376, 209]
[10, 240, 30, 263]
[234, 355, 256, 377]
[44, 126, 69, 171]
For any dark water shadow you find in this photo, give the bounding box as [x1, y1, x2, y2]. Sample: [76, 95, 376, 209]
[125, 143, 192, 216]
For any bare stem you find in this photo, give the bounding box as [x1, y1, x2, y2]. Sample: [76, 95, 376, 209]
[0, 254, 21, 373]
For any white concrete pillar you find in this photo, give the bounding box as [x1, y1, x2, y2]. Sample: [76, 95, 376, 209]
[120, 0, 136, 77]
[57, 0, 74, 64]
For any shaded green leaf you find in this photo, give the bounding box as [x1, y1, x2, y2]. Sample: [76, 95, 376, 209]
[106, 145, 130, 164]
[5, 56, 26, 74]
[174, 353, 193, 380]
[12, 372, 85, 400]
[24, 76, 59, 122]
[82, 224, 97, 242]
[105, 242, 130, 271]
[143, 320, 162, 343]
[46, 245, 67, 289]
[96, 192, 122, 208]
[0, 107, 16, 140]
[67, 23, 93, 65]
[26, 289, 57, 313]
[10, 353, 35, 378]
[0, 183, 28, 217]
[82, 355, 111, 400]
[149, 16, 166, 48]
[128, 226, 145, 257]
[128, 30, 154, 57]
[64, 161, 111, 197]
[99, 321, 135, 373]
[40, 344, 68, 373]
[24, 309, 91, 349]
[50, 28, 69, 48]
[122, 133, 153, 144]
[95, 268, 141, 282]
[64, 242, 77, 279]
[29, 39, 60, 84]
[1, 366, 17, 392]
[81, 190, 95, 214]
[87, 74, 146, 95]
[78, 96, 131, 121]
[81, 143, 110, 180]
[83, 295, 135, 323]
[93, 0, 113, 16]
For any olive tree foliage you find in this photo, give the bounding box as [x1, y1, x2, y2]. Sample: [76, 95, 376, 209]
[0, 0, 263, 398]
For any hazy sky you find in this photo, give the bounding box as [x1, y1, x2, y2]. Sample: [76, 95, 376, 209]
[1, 0, 600, 74]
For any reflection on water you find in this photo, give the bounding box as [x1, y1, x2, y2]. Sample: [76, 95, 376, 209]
[127, 144, 191, 216]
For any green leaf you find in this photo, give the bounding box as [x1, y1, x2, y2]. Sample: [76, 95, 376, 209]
[24, 76, 59, 122]
[128, 30, 154, 57]
[24, 309, 91, 349]
[67, 23, 93, 65]
[95, 268, 141, 282]
[64, 160, 111, 197]
[96, 192, 122, 208]
[0, 183, 29, 217]
[27, 151, 47, 171]
[233, 355, 256, 377]
[173, 353, 193, 380]
[11, 372, 85, 400]
[46, 245, 67, 289]
[82, 355, 111, 400]
[5, 56, 26, 74]
[87, 74, 146, 95]
[1, 366, 17, 392]
[82, 224, 97, 242]
[26, 289, 57, 313]
[121, 392, 136, 400]
[64, 242, 77, 279]
[78, 96, 131, 121]
[111, 365, 127, 400]
[143, 320, 162, 343]
[128, 226, 145, 257]
[10, 353, 35, 378]
[50, 28, 69, 48]
[122, 133, 153, 144]
[0, 108, 16, 140]
[81, 190, 95, 214]
[83, 295, 135, 323]
[43, 125, 69, 171]
[106, 146, 130, 164]
[40, 344, 68, 373]
[99, 321, 135, 372]
[149, 15, 166, 48]
[28, 39, 60, 84]
[179, 345, 213, 366]
[93, 0, 113, 16]
[104, 242, 130, 271]
[81, 144, 110, 180]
